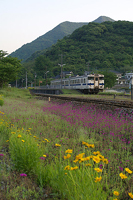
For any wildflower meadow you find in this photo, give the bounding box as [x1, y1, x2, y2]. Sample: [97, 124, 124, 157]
[0, 88, 133, 199]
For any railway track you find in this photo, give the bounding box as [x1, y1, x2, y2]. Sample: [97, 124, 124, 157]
[33, 93, 133, 109]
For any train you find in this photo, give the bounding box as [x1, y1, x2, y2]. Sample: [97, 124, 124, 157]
[50, 73, 104, 94]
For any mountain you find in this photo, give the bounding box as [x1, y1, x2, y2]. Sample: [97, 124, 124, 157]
[93, 16, 115, 23]
[9, 16, 114, 62]
[9, 21, 88, 62]
[33, 21, 133, 77]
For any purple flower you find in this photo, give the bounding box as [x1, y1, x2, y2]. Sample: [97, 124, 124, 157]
[99, 164, 103, 169]
[20, 173, 27, 177]
[40, 157, 46, 160]
[0, 154, 4, 156]
[119, 166, 123, 171]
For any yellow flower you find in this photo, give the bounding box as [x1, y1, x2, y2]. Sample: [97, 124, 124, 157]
[113, 198, 118, 200]
[11, 132, 16, 134]
[73, 159, 78, 163]
[85, 163, 92, 167]
[94, 176, 102, 182]
[65, 149, 73, 154]
[93, 151, 101, 155]
[84, 156, 91, 161]
[128, 192, 133, 198]
[119, 173, 127, 179]
[28, 128, 31, 130]
[82, 141, 95, 148]
[6, 140, 9, 142]
[89, 144, 95, 148]
[125, 168, 132, 174]
[22, 140, 25, 142]
[113, 191, 119, 196]
[65, 173, 67, 175]
[33, 136, 36, 138]
[75, 153, 85, 160]
[55, 143, 61, 147]
[79, 158, 86, 163]
[43, 155, 47, 157]
[64, 165, 70, 170]
[98, 155, 104, 159]
[102, 158, 108, 164]
[45, 138, 49, 142]
[94, 168, 102, 173]
[82, 141, 87, 145]
[93, 156, 101, 164]
[64, 154, 71, 159]
[17, 134, 22, 138]
[70, 166, 78, 171]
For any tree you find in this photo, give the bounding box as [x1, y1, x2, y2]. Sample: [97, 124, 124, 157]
[0, 50, 22, 87]
[34, 55, 52, 77]
[102, 71, 117, 88]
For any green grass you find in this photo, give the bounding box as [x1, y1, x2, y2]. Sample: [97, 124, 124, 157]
[62, 89, 82, 95]
[0, 88, 132, 199]
[0, 87, 32, 99]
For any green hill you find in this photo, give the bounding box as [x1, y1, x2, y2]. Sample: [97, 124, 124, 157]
[9, 21, 88, 62]
[32, 20, 133, 78]
[93, 16, 115, 23]
[9, 16, 114, 62]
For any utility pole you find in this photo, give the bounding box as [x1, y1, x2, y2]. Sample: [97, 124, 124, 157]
[86, 62, 90, 73]
[45, 71, 49, 85]
[131, 76, 133, 100]
[35, 73, 37, 87]
[16, 76, 17, 88]
[26, 71, 27, 89]
[58, 54, 65, 89]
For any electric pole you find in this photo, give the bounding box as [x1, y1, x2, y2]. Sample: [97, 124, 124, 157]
[86, 62, 90, 73]
[58, 54, 65, 89]
[131, 76, 133, 100]
[26, 71, 27, 89]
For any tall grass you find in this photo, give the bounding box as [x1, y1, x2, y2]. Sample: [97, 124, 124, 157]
[0, 88, 133, 199]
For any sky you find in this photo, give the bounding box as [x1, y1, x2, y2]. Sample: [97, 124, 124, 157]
[0, 0, 133, 54]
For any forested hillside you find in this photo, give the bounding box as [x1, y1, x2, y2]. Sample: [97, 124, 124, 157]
[19, 20, 133, 87]
[9, 21, 88, 62]
[9, 16, 114, 62]
[42, 21, 133, 74]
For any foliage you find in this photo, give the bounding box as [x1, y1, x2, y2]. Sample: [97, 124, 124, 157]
[0, 87, 32, 99]
[100, 71, 117, 88]
[0, 94, 133, 199]
[21, 21, 133, 85]
[0, 50, 22, 87]
[0, 95, 4, 106]
[44, 21, 133, 72]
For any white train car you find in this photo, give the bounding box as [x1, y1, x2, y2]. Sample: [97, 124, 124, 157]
[51, 74, 104, 94]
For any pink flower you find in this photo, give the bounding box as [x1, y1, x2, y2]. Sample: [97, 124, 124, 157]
[40, 157, 46, 160]
[0, 154, 4, 156]
[20, 173, 27, 177]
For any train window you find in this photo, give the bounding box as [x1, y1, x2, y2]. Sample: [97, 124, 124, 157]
[84, 79, 86, 83]
[99, 77, 104, 80]
[95, 78, 98, 81]
[88, 77, 94, 80]
[81, 79, 83, 83]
